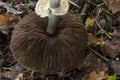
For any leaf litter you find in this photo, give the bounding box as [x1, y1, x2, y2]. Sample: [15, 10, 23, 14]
[0, 0, 120, 80]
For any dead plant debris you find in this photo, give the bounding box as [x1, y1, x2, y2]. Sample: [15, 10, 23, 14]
[0, 0, 120, 80]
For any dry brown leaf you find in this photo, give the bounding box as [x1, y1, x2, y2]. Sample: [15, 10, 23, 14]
[105, 0, 120, 13]
[15, 73, 24, 80]
[81, 52, 108, 73]
[0, 14, 10, 33]
[104, 41, 120, 58]
[82, 71, 108, 80]
[0, 14, 21, 30]
[117, 16, 120, 22]
[0, 0, 22, 14]
[104, 30, 120, 58]
[88, 33, 102, 44]
[0, 14, 10, 26]
[1, 71, 19, 80]
[111, 60, 120, 74]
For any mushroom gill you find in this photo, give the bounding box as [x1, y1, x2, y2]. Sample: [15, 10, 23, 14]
[10, 12, 87, 74]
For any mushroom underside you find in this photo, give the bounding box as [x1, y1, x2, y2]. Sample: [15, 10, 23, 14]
[10, 12, 87, 74]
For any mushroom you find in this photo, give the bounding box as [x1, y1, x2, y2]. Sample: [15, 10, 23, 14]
[35, 0, 69, 17]
[10, 0, 87, 75]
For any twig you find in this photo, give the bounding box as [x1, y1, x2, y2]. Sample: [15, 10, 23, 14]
[90, 47, 115, 69]
[0, 51, 3, 57]
[96, 21, 112, 39]
[80, 2, 90, 23]
[94, 8, 101, 23]
[89, 47, 109, 62]
[87, 0, 104, 7]
[68, 0, 80, 8]
[103, 0, 107, 5]
[1, 67, 16, 71]
[93, 8, 112, 39]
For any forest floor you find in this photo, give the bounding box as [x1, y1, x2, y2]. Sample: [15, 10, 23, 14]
[0, 0, 120, 80]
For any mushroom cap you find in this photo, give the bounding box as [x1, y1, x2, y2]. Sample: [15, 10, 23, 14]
[10, 12, 87, 74]
[35, 0, 69, 17]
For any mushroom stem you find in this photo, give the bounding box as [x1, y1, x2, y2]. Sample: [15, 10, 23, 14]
[50, 0, 60, 8]
[46, 0, 60, 35]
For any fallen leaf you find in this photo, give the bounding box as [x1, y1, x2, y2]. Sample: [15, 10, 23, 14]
[15, 73, 23, 80]
[85, 18, 94, 28]
[0, 14, 10, 33]
[0, 1, 22, 14]
[104, 30, 120, 58]
[110, 60, 120, 74]
[0, 1, 7, 6]
[0, 14, 10, 26]
[81, 52, 108, 73]
[99, 19, 107, 28]
[108, 75, 116, 80]
[6, 7, 22, 14]
[105, 0, 120, 13]
[88, 33, 102, 45]
[1, 71, 19, 80]
[82, 71, 108, 80]
[104, 41, 120, 58]
[116, 14, 120, 22]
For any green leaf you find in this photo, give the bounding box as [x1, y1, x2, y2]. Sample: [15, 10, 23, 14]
[108, 75, 116, 80]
